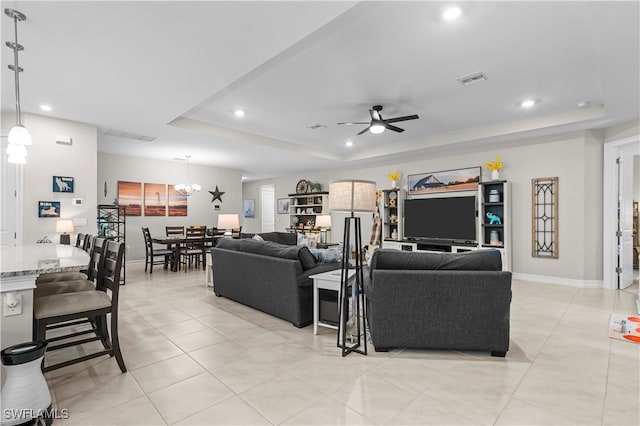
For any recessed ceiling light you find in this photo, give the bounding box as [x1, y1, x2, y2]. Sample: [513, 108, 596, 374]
[443, 6, 462, 21]
[345, 140, 354, 147]
[40, 104, 52, 111]
[234, 109, 245, 117]
[520, 99, 538, 108]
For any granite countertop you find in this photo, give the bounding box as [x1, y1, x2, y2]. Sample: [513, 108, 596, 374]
[0, 244, 89, 279]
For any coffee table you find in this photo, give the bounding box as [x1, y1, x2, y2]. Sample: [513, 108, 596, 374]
[310, 269, 356, 335]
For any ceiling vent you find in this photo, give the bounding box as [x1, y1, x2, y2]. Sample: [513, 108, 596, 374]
[457, 71, 488, 86]
[105, 129, 156, 142]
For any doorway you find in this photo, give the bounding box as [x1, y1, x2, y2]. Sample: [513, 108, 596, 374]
[603, 137, 640, 290]
[260, 185, 275, 233]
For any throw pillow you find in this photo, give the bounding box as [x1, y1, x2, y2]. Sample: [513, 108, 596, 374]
[298, 246, 317, 270]
[252, 234, 264, 241]
[310, 248, 342, 264]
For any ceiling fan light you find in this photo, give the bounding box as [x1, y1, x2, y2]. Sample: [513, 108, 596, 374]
[369, 124, 385, 134]
[8, 125, 32, 146]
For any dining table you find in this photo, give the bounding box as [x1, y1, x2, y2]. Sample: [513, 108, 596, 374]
[151, 234, 220, 271]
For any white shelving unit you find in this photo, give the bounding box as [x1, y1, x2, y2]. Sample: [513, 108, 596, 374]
[287, 192, 329, 240]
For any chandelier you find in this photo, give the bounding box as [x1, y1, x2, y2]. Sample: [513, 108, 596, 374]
[5, 8, 31, 164]
[174, 155, 201, 196]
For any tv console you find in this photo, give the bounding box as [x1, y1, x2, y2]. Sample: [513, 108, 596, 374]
[383, 239, 478, 254]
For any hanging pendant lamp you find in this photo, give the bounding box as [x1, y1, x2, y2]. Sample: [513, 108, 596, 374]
[174, 155, 201, 196]
[5, 8, 31, 165]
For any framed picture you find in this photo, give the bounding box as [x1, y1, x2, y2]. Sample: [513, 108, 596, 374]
[52, 176, 74, 193]
[38, 201, 60, 218]
[408, 166, 481, 196]
[277, 198, 290, 214]
[117, 181, 142, 216]
[168, 185, 188, 216]
[144, 183, 167, 216]
[244, 199, 255, 218]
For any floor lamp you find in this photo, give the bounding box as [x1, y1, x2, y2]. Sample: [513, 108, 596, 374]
[329, 180, 377, 357]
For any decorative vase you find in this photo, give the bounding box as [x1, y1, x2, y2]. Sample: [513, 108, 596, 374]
[491, 170, 500, 181]
[391, 180, 397, 188]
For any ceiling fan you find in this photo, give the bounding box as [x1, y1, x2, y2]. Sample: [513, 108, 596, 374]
[338, 105, 419, 135]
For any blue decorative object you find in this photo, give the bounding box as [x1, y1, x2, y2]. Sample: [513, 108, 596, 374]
[486, 212, 502, 225]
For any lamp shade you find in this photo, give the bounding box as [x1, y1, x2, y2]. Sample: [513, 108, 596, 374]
[8, 124, 32, 146]
[329, 180, 377, 213]
[217, 214, 240, 230]
[55, 219, 75, 234]
[315, 215, 332, 228]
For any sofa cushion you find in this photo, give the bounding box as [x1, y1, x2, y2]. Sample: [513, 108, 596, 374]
[259, 232, 297, 245]
[298, 246, 317, 270]
[370, 249, 502, 278]
[216, 238, 299, 260]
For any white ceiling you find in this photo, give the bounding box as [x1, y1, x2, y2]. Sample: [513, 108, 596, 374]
[2, 1, 639, 180]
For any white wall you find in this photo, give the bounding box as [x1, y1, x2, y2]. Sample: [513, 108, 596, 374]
[243, 130, 605, 283]
[6, 113, 98, 245]
[97, 153, 243, 260]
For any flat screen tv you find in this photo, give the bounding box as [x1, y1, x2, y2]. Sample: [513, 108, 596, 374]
[404, 196, 477, 243]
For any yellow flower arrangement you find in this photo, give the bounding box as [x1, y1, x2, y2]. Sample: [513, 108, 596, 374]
[485, 155, 504, 171]
[387, 170, 400, 182]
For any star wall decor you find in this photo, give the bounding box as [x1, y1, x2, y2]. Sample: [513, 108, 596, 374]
[209, 186, 225, 202]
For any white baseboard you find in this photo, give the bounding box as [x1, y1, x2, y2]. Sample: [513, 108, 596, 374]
[512, 272, 603, 288]
[126, 259, 145, 265]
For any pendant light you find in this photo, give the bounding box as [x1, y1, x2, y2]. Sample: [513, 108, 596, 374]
[5, 8, 31, 165]
[174, 155, 201, 196]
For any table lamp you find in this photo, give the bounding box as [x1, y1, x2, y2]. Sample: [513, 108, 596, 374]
[329, 179, 377, 356]
[217, 214, 240, 238]
[315, 215, 332, 244]
[56, 219, 74, 245]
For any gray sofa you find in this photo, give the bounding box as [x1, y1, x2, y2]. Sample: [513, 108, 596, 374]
[364, 249, 512, 357]
[211, 238, 340, 327]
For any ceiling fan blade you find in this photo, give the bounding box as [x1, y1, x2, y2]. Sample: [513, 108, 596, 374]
[337, 122, 369, 125]
[357, 126, 371, 135]
[384, 114, 419, 124]
[386, 124, 405, 133]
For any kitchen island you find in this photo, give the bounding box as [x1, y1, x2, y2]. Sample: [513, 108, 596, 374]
[0, 244, 89, 349]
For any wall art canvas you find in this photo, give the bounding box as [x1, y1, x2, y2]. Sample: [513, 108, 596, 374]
[38, 201, 60, 218]
[277, 198, 289, 214]
[168, 185, 188, 216]
[244, 199, 255, 218]
[408, 166, 480, 196]
[144, 183, 167, 216]
[52, 176, 74, 193]
[117, 181, 142, 216]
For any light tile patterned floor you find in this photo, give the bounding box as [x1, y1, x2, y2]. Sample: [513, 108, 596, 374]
[45, 264, 639, 425]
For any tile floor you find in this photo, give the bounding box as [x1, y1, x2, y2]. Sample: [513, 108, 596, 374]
[43, 264, 639, 425]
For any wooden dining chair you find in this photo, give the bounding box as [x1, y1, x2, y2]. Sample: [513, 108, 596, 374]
[165, 226, 185, 236]
[35, 235, 97, 285]
[142, 227, 174, 273]
[33, 240, 127, 373]
[179, 226, 207, 270]
[35, 237, 106, 297]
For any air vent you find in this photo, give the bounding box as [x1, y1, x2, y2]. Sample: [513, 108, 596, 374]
[457, 71, 488, 86]
[105, 129, 156, 142]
